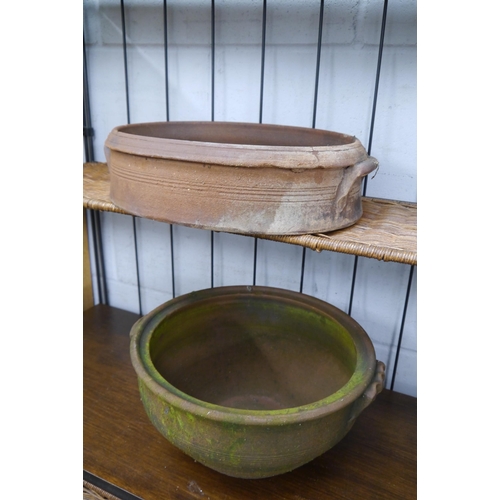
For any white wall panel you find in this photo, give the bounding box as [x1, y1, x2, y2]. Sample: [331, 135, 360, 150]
[135, 218, 174, 314]
[254, 239, 304, 290]
[301, 249, 356, 314]
[213, 232, 256, 287]
[100, 212, 140, 313]
[85, 45, 128, 162]
[350, 258, 416, 395]
[171, 225, 213, 297]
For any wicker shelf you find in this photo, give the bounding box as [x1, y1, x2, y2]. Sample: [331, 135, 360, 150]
[83, 305, 417, 500]
[84, 162, 417, 266]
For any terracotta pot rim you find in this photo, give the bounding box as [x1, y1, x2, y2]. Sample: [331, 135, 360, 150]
[130, 286, 377, 426]
[105, 121, 368, 169]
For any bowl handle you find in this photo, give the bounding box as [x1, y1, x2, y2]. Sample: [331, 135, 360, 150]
[346, 360, 386, 430]
[334, 156, 379, 213]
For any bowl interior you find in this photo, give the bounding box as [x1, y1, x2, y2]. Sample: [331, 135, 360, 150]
[148, 295, 358, 411]
[120, 121, 354, 148]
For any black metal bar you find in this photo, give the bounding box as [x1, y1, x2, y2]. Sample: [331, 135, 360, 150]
[253, 0, 267, 282]
[299, 248, 307, 293]
[120, 0, 131, 124]
[348, 0, 389, 315]
[252, 238, 258, 286]
[258, 0, 267, 124]
[347, 255, 358, 316]
[211, 0, 215, 121]
[84, 30, 107, 306]
[390, 265, 415, 391]
[362, 0, 388, 196]
[90, 210, 108, 305]
[120, 0, 142, 315]
[163, 0, 170, 121]
[84, 470, 142, 500]
[210, 0, 216, 286]
[170, 224, 176, 298]
[87, 210, 101, 305]
[312, 0, 325, 129]
[132, 217, 143, 315]
[299, 0, 325, 295]
[83, 126, 94, 138]
[211, 231, 215, 288]
[163, 2, 175, 302]
[83, 32, 95, 162]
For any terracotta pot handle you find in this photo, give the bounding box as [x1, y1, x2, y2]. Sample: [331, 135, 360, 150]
[352, 156, 379, 178]
[346, 360, 385, 430]
[335, 156, 379, 213]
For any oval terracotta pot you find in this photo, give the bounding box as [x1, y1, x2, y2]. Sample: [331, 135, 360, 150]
[105, 121, 378, 235]
[130, 286, 385, 479]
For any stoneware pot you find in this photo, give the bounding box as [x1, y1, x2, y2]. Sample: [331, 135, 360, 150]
[105, 121, 378, 235]
[130, 286, 385, 479]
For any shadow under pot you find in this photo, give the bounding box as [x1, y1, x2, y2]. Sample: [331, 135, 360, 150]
[130, 285, 385, 479]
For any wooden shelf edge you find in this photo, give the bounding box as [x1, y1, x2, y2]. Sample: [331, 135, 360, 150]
[84, 162, 417, 266]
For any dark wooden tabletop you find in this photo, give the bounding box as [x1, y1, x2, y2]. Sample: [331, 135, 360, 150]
[84, 305, 416, 500]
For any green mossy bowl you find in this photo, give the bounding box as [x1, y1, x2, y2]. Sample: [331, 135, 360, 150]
[130, 286, 385, 479]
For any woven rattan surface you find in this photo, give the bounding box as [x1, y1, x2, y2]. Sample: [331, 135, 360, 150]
[83, 483, 121, 500]
[83, 162, 416, 265]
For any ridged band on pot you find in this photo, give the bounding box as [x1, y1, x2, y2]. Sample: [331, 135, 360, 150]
[130, 286, 385, 479]
[105, 121, 378, 235]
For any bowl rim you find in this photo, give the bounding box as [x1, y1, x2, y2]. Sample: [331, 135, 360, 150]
[105, 121, 368, 170]
[130, 285, 377, 426]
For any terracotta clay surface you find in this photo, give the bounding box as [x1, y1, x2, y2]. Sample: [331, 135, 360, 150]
[130, 286, 385, 479]
[105, 121, 378, 235]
